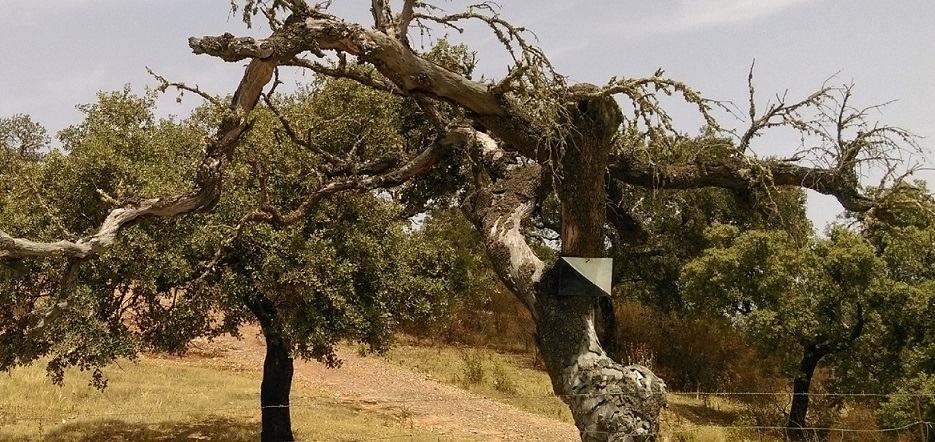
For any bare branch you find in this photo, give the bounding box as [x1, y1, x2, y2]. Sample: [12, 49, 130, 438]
[282, 55, 402, 95]
[148, 68, 225, 108]
[414, 3, 560, 96]
[586, 73, 729, 143]
[397, 0, 418, 39]
[370, 0, 393, 33]
[739, 82, 832, 153]
[1, 33, 286, 260]
[609, 154, 876, 212]
[191, 10, 551, 156]
[189, 33, 276, 61]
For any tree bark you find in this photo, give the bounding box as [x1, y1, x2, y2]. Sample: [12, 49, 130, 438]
[464, 93, 666, 441]
[535, 262, 665, 441]
[245, 294, 296, 442]
[258, 332, 295, 442]
[786, 344, 825, 441]
[542, 91, 665, 441]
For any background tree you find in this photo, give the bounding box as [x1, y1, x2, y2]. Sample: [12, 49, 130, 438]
[682, 224, 884, 437]
[851, 184, 935, 433]
[403, 208, 535, 349]
[0, 79, 454, 441]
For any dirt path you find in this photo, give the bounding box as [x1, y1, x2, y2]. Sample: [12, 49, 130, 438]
[193, 330, 579, 441]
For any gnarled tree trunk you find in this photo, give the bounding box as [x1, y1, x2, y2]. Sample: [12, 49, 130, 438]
[535, 261, 666, 441]
[464, 92, 667, 441]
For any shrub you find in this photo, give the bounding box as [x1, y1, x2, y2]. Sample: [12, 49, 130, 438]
[491, 361, 519, 395]
[613, 301, 774, 395]
[461, 350, 486, 385]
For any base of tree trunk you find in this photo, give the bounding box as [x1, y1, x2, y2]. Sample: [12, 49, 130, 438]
[536, 261, 666, 441]
[260, 338, 295, 442]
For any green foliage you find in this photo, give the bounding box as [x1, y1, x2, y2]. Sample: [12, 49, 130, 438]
[611, 133, 811, 311]
[0, 113, 48, 161]
[0, 88, 208, 384]
[676, 218, 935, 430]
[396, 42, 478, 215]
[878, 372, 935, 429]
[681, 226, 880, 376]
[0, 77, 449, 382]
[403, 208, 533, 350]
[491, 361, 519, 395]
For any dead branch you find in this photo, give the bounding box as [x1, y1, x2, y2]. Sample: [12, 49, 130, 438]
[282, 55, 402, 95]
[609, 154, 875, 212]
[585, 73, 727, 140]
[397, 0, 418, 40]
[0, 27, 290, 260]
[148, 68, 226, 108]
[370, 0, 393, 33]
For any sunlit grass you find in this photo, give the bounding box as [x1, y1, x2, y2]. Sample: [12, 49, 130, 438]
[0, 339, 793, 442]
[0, 355, 468, 441]
[385, 343, 573, 423]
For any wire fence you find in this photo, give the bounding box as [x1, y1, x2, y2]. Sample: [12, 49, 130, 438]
[3, 391, 935, 440]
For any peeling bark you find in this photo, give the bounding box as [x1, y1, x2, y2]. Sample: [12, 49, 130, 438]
[461, 138, 543, 313]
[463, 92, 667, 440]
[609, 155, 874, 212]
[536, 261, 666, 441]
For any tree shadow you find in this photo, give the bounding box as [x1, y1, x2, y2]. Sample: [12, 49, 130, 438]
[40, 416, 258, 442]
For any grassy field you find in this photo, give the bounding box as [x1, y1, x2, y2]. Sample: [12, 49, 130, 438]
[384, 341, 750, 441]
[0, 337, 821, 442]
[0, 355, 467, 442]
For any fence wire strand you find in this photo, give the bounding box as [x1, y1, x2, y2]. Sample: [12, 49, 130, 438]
[4, 390, 935, 440]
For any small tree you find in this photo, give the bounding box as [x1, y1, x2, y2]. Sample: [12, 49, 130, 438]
[682, 224, 883, 437]
[0, 82, 451, 441]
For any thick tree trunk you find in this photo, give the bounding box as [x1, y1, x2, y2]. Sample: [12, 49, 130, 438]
[537, 90, 665, 441]
[536, 261, 666, 441]
[786, 345, 824, 441]
[463, 92, 666, 441]
[245, 294, 296, 442]
[259, 333, 295, 442]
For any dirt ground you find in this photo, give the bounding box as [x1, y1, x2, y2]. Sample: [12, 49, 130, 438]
[191, 329, 579, 442]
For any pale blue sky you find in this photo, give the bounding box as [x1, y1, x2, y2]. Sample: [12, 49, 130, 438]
[1, 0, 932, 229]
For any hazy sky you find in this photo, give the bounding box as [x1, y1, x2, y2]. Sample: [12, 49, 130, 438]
[1, 0, 932, 229]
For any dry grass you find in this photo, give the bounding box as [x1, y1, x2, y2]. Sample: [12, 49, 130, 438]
[0, 355, 468, 442]
[383, 340, 791, 442]
[386, 343, 573, 423]
[0, 339, 807, 442]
